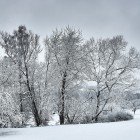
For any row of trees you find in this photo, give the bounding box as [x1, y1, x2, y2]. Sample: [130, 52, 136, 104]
[0, 26, 139, 127]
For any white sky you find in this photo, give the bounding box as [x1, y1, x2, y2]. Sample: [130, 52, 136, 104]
[0, 0, 140, 61]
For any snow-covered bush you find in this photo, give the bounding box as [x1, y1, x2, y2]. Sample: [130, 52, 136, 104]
[0, 91, 22, 128]
[80, 115, 93, 124]
[79, 111, 133, 124]
[107, 112, 133, 122]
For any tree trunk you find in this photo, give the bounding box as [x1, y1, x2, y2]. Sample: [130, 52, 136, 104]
[59, 71, 67, 125]
[94, 91, 100, 122]
[133, 108, 136, 114]
[18, 62, 24, 125]
[32, 100, 42, 126]
[25, 63, 42, 126]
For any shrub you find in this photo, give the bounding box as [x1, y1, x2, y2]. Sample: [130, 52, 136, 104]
[107, 111, 133, 122]
[81, 115, 93, 124]
[66, 111, 133, 124]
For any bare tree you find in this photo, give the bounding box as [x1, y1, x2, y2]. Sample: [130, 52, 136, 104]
[44, 27, 83, 124]
[0, 26, 42, 126]
[82, 36, 140, 122]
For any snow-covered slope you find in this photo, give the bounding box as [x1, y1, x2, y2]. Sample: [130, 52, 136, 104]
[0, 111, 140, 140]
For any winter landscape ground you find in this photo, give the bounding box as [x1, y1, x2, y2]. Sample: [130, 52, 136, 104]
[0, 110, 139, 140]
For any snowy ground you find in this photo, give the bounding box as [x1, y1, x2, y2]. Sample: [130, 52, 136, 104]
[0, 111, 140, 140]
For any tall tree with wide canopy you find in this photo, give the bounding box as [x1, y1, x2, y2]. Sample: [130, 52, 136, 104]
[44, 27, 83, 124]
[0, 26, 42, 126]
[82, 36, 140, 122]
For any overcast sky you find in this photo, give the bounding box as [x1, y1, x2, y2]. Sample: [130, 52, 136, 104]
[0, 0, 140, 60]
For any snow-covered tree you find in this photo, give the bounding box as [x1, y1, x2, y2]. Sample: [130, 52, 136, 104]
[82, 36, 140, 122]
[44, 27, 83, 124]
[0, 26, 42, 126]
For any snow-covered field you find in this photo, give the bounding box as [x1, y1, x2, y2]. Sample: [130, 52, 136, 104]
[0, 111, 140, 140]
